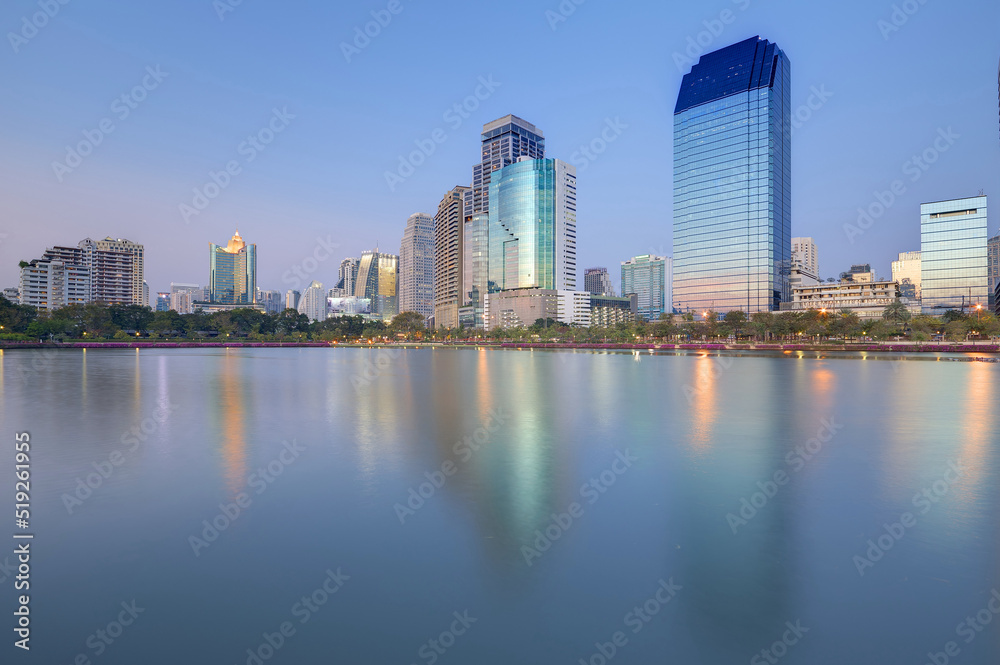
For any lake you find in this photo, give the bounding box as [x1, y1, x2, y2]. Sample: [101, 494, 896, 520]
[2, 347, 998, 664]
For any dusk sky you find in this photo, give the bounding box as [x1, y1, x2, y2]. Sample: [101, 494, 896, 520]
[2, 0, 998, 295]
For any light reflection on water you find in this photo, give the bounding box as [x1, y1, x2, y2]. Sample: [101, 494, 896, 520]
[0, 347, 997, 665]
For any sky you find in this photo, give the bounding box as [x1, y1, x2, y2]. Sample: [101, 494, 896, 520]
[1, 0, 998, 296]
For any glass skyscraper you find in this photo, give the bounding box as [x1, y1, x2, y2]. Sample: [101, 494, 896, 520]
[673, 36, 791, 313]
[469, 115, 545, 217]
[920, 196, 989, 314]
[487, 158, 576, 293]
[355, 249, 399, 321]
[621, 255, 671, 322]
[210, 231, 256, 304]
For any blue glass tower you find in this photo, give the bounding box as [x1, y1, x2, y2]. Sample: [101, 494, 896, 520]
[673, 37, 791, 313]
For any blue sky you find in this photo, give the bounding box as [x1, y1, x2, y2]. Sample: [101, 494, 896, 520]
[1, 0, 998, 295]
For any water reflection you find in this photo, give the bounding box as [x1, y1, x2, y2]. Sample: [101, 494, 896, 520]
[215, 351, 248, 494]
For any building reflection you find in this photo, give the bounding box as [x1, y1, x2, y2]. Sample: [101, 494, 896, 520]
[214, 351, 248, 495]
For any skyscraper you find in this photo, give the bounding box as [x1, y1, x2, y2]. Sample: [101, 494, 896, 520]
[210, 231, 256, 305]
[399, 213, 435, 319]
[355, 249, 399, 321]
[621, 255, 671, 321]
[285, 290, 300, 311]
[891, 251, 922, 302]
[170, 282, 201, 314]
[584, 267, 614, 296]
[91, 237, 146, 306]
[488, 158, 577, 293]
[297, 281, 327, 322]
[338, 258, 359, 295]
[673, 36, 791, 313]
[920, 196, 989, 314]
[470, 115, 545, 217]
[434, 186, 470, 329]
[791, 237, 819, 278]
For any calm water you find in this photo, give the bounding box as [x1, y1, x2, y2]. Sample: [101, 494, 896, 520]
[2, 347, 999, 664]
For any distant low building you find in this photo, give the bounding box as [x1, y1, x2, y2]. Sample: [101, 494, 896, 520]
[484, 289, 590, 329]
[781, 277, 901, 320]
[2, 287, 19, 303]
[155, 292, 171, 312]
[589, 294, 637, 327]
[19, 260, 91, 310]
[892, 251, 922, 304]
[257, 289, 283, 315]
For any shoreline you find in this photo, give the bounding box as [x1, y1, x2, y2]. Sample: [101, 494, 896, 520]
[2, 340, 999, 359]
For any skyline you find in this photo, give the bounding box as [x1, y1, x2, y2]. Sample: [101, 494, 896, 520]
[2, 0, 999, 297]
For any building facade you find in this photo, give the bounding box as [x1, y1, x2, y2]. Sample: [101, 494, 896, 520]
[484, 288, 590, 329]
[285, 290, 300, 311]
[920, 196, 989, 314]
[621, 255, 671, 321]
[399, 213, 435, 319]
[781, 278, 901, 320]
[470, 115, 545, 218]
[584, 267, 614, 296]
[488, 158, 577, 294]
[355, 249, 399, 321]
[673, 37, 792, 313]
[891, 251, 922, 303]
[338, 258, 359, 295]
[18, 260, 91, 310]
[257, 289, 284, 315]
[210, 231, 257, 305]
[433, 186, 470, 329]
[791, 237, 819, 277]
[37, 237, 145, 306]
[589, 294, 638, 327]
[298, 281, 327, 322]
[988, 233, 999, 311]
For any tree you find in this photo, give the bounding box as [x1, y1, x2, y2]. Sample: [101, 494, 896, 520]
[389, 311, 426, 335]
[723, 310, 747, 337]
[109, 304, 154, 332]
[882, 299, 911, 332]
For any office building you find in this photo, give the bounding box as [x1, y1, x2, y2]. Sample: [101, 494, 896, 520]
[470, 115, 545, 217]
[434, 186, 471, 329]
[621, 255, 671, 321]
[673, 37, 792, 313]
[355, 249, 399, 321]
[155, 292, 170, 312]
[18, 260, 91, 310]
[781, 277, 901, 321]
[285, 290, 300, 311]
[792, 237, 819, 277]
[920, 196, 989, 314]
[169, 283, 201, 314]
[399, 213, 436, 319]
[488, 158, 577, 294]
[589, 294, 638, 327]
[298, 281, 327, 322]
[988, 233, 999, 311]
[584, 267, 614, 296]
[891, 251, 922, 302]
[257, 289, 283, 315]
[462, 212, 489, 328]
[338, 258, 359, 295]
[210, 231, 256, 305]
[484, 288, 590, 329]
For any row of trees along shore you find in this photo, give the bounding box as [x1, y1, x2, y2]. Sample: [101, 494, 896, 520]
[2, 296, 998, 344]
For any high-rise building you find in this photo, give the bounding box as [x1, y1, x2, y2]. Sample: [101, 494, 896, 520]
[792, 238, 819, 278]
[210, 231, 256, 305]
[673, 36, 792, 313]
[355, 249, 399, 321]
[399, 213, 435, 319]
[257, 289, 284, 315]
[470, 115, 545, 217]
[18, 260, 91, 310]
[891, 251, 922, 302]
[584, 267, 614, 296]
[285, 290, 300, 311]
[297, 281, 327, 322]
[920, 196, 989, 314]
[155, 292, 170, 312]
[622, 255, 672, 321]
[338, 258, 359, 295]
[169, 282, 201, 314]
[39, 237, 145, 306]
[434, 186, 471, 329]
[488, 158, 577, 294]
[462, 212, 489, 328]
[988, 233, 1000, 311]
